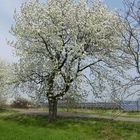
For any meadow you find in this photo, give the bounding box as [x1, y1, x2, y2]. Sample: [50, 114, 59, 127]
[0, 109, 140, 140]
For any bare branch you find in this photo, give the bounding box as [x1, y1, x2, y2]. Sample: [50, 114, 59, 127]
[78, 59, 102, 72]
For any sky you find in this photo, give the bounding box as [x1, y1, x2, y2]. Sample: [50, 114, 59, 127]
[105, 0, 123, 10]
[0, 0, 123, 62]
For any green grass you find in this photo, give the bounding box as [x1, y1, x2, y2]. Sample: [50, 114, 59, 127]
[0, 108, 18, 117]
[0, 108, 13, 113]
[58, 107, 124, 115]
[0, 109, 140, 140]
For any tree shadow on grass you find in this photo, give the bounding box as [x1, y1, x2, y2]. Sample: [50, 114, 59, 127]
[1, 113, 105, 129]
[2, 114, 68, 129]
[0, 108, 10, 113]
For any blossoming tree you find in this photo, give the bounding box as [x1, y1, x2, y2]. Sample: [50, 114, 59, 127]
[10, 0, 124, 121]
[0, 59, 11, 106]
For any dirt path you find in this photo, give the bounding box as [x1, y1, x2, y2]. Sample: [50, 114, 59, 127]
[14, 109, 140, 122]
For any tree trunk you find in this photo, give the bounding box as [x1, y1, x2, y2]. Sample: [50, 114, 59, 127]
[48, 99, 57, 122]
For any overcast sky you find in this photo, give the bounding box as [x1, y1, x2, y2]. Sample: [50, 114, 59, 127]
[0, 0, 123, 62]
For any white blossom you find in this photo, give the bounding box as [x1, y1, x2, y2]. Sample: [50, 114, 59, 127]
[10, 0, 124, 103]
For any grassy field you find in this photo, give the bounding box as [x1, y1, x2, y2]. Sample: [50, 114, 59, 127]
[58, 108, 140, 117]
[33, 107, 140, 118]
[0, 109, 140, 140]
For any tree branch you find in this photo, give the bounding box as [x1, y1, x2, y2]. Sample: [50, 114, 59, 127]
[78, 59, 102, 72]
[58, 48, 68, 69]
[38, 33, 53, 59]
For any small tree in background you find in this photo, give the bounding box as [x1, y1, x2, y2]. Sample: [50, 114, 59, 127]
[117, 0, 140, 99]
[0, 59, 10, 108]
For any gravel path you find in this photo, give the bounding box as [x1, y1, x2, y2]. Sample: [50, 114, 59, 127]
[14, 109, 140, 122]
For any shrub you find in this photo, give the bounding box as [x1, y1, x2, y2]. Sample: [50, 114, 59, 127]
[11, 97, 32, 109]
[0, 95, 7, 108]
